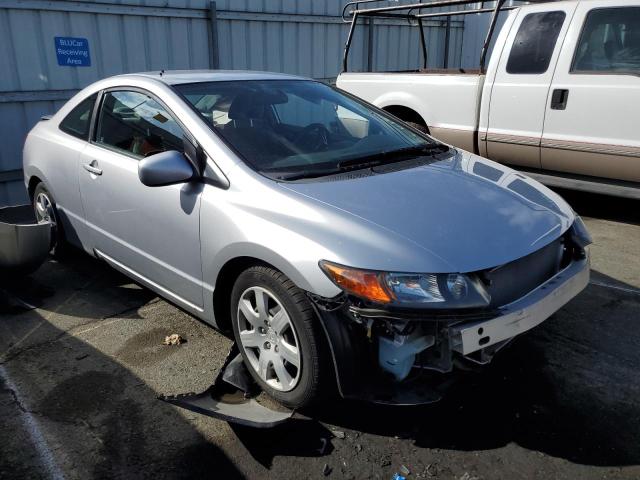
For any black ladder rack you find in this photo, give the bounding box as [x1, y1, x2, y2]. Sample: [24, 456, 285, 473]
[341, 0, 540, 73]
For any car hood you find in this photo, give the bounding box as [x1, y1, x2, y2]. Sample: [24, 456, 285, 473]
[279, 151, 575, 273]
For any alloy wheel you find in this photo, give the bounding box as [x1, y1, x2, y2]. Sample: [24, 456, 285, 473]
[34, 192, 55, 226]
[236, 286, 301, 392]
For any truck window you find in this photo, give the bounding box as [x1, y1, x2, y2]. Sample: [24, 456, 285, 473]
[572, 7, 640, 74]
[506, 11, 566, 74]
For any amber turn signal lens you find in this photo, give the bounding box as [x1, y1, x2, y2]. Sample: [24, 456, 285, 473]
[320, 261, 392, 303]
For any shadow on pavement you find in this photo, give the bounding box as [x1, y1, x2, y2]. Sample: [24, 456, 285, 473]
[3, 238, 639, 474]
[299, 270, 640, 468]
[0, 254, 244, 479]
[230, 420, 334, 468]
[1, 253, 155, 318]
[552, 188, 640, 226]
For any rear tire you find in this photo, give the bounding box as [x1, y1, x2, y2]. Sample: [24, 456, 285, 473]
[32, 182, 67, 256]
[230, 265, 328, 409]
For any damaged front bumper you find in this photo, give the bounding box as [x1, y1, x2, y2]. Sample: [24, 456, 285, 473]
[449, 254, 589, 356]
[309, 251, 590, 405]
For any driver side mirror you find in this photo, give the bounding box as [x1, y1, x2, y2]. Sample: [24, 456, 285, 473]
[138, 150, 195, 187]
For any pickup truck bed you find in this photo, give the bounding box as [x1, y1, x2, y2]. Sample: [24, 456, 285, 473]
[338, 71, 483, 153]
[337, 0, 640, 198]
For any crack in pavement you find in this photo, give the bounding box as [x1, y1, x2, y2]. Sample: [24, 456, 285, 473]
[0, 330, 69, 366]
[2, 384, 30, 414]
[0, 301, 159, 366]
[589, 280, 640, 296]
[0, 365, 67, 479]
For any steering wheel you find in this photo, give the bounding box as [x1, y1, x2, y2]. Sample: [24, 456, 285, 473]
[295, 123, 330, 152]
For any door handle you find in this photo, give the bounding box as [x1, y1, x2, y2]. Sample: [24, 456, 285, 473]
[551, 89, 569, 110]
[83, 162, 102, 176]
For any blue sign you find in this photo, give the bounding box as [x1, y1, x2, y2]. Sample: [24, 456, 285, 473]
[54, 37, 91, 67]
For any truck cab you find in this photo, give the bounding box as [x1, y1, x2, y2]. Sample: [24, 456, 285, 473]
[337, 0, 640, 198]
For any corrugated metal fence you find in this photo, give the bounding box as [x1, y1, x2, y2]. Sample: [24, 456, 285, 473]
[0, 0, 478, 206]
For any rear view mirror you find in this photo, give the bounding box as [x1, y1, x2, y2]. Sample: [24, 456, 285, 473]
[138, 150, 195, 187]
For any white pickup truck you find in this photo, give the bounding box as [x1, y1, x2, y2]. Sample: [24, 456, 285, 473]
[337, 0, 640, 198]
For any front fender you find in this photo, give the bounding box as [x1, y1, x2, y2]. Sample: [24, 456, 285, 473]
[209, 241, 339, 298]
[201, 240, 343, 329]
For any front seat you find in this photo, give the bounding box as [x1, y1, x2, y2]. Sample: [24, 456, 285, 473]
[223, 95, 290, 163]
[228, 94, 268, 129]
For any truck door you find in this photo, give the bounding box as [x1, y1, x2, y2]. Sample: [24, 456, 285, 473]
[541, 1, 640, 183]
[485, 3, 577, 169]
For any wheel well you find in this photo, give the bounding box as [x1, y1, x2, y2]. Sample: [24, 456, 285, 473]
[383, 106, 429, 133]
[212, 256, 272, 333]
[27, 176, 42, 201]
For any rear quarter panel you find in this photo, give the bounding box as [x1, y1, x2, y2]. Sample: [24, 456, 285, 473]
[23, 119, 90, 248]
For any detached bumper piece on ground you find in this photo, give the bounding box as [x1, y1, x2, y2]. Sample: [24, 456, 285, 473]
[160, 343, 294, 428]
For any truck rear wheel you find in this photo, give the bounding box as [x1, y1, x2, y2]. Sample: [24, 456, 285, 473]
[383, 106, 429, 134]
[405, 121, 428, 134]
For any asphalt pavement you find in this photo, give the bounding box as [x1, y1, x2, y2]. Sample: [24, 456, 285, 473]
[1, 189, 639, 480]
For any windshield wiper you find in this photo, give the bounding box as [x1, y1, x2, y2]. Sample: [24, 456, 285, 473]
[268, 143, 449, 181]
[337, 143, 449, 170]
[269, 167, 343, 181]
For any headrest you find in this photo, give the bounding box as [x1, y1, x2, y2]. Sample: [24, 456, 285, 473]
[228, 95, 265, 121]
[227, 88, 288, 121]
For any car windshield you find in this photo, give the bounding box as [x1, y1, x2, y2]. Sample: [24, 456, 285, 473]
[175, 80, 447, 179]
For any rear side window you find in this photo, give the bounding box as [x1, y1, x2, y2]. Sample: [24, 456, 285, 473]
[95, 90, 185, 158]
[59, 93, 97, 140]
[572, 7, 640, 74]
[507, 11, 566, 74]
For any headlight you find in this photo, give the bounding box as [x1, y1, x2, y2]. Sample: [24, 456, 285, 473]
[320, 261, 490, 308]
[384, 272, 444, 303]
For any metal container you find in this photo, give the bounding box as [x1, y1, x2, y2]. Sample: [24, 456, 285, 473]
[0, 204, 51, 275]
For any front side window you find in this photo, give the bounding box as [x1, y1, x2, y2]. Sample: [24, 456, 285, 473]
[507, 11, 566, 74]
[177, 80, 445, 179]
[96, 91, 184, 158]
[59, 93, 97, 140]
[572, 7, 640, 74]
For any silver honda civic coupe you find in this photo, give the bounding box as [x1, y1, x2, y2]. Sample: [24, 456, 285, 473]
[23, 71, 591, 408]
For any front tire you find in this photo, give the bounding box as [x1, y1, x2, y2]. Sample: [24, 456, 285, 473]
[230, 265, 328, 409]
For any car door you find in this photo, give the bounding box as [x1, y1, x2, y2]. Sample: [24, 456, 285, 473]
[78, 88, 204, 312]
[541, 1, 640, 183]
[485, 3, 577, 169]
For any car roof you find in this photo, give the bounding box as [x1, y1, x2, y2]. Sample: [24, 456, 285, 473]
[119, 70, 309, 85]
